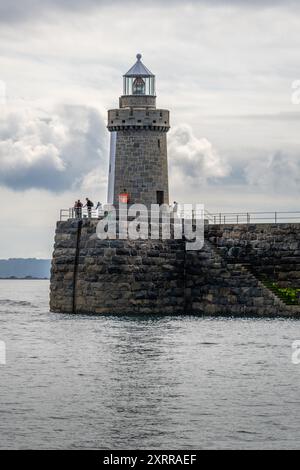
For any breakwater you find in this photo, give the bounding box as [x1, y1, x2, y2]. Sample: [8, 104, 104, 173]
[50, 220, 300, 316]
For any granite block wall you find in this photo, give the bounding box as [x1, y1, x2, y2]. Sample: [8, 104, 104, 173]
[207, 224, 300, 288]
[50, 219, 185, 315]
[112, 129, 169, 208]
[50, 220, 300, 317]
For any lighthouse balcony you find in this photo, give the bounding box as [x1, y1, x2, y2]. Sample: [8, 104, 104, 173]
[107, 108, 170, 132]
[119, 95, 156, 109]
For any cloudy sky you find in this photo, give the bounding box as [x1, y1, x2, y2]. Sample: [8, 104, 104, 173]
[0, 0, 299, 258]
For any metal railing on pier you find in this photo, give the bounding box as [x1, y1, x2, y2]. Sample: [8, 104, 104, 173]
[204, 211, 300, 225]
[59, 207, 300, 225]
[60, 208, 104, 221]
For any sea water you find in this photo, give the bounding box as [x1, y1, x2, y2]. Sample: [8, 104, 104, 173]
[0, 280, 299, 449]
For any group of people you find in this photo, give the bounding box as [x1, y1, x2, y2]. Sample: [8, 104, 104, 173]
[74, 199, 102, 219]
[73, 199, 178, 219]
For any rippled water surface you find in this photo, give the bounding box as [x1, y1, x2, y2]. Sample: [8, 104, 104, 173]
[0, 280, 300, 449]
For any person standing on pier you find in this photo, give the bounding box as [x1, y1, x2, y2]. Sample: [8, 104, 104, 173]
[84, 198, 94, 218]
[95, 201, 103, 218]
[74, 200, 83, 219]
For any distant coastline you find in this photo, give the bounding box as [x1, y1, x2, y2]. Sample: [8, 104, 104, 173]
[0, 276, 49, 280]
[0, 259, 51, 280]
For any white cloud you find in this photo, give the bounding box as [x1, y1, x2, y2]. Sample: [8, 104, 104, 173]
[0, 104, 108, 192]
[169, 124, 230, 187]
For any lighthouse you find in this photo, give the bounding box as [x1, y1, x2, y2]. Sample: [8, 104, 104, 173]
[107, 54, 170, 209]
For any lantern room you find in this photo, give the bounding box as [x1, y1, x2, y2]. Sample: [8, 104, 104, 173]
[123, 53, 155, 96]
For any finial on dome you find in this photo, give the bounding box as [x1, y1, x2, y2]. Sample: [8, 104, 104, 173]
[124, 54, 154, 78]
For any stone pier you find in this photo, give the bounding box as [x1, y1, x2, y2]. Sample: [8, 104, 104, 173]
[50, 220, 300, 317]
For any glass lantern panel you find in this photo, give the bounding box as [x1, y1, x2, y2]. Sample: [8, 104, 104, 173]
[133, 77, 145, 95]
[124, 76, 155, 96]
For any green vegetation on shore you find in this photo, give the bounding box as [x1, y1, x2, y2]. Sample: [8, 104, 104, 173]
[262, 278, 300, 305]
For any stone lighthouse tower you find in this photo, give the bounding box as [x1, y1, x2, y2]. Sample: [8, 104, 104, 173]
[107, 54, 170, 208]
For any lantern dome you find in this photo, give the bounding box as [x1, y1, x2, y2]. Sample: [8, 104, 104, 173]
[123, 54, 155, 96]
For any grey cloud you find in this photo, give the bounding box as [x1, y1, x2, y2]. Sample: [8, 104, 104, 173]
[0, 0, 103, 24]
[0, 0, 98, 20]
[234, 112, 300, 122]
[205, 112, 300, 122]
[0, 0, 298, 23]
[0, 105, 108, 192]
[245, 151, 300, 192]
[168, 125, 300, 197]
[205, 148, 300, 194]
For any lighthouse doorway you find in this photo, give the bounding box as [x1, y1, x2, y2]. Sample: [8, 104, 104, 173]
[156, 191, 164, 206]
